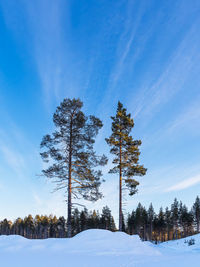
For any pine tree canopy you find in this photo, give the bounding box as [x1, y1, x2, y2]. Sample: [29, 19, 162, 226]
[106, 101, 147, 196]
[40, 98, 108, 202]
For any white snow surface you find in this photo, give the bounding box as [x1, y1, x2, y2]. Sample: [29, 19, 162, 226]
[0, 229, 200, 266]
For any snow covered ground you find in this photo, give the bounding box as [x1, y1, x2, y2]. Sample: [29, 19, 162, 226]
[0, 229, 200, 267]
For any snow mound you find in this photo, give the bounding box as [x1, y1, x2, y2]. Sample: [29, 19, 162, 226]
[0, 229, 159, 256]
[68, 229, 160, 255]
[1, 230, 200, 267]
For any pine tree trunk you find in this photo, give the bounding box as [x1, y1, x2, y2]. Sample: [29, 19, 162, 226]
[67, 172, 72, 237]
[119, 141, 122, 231]
[67, 119, 72, 238]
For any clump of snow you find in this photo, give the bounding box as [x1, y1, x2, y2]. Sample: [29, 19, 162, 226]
[0, 230, 200, 267]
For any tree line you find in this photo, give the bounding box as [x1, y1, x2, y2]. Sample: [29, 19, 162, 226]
[127, 196, 200, 243]
[0, 206, 115, 239]
[1, 196, 200, 242]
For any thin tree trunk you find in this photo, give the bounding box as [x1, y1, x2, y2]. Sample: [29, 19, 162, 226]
[67, 119, 72, 238]
[119, 141, 122, 231]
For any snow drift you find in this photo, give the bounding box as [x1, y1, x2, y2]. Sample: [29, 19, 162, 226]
[0, 229, 200, 267]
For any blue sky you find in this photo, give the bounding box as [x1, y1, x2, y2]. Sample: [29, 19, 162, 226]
[0, 0, 200, 222]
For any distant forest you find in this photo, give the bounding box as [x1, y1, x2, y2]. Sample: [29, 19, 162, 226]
[1, 196, 200, 243]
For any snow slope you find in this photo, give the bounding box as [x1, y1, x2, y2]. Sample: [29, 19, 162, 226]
[0, 230, 200, 267]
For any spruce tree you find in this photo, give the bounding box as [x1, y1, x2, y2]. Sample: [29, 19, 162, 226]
[127, 210, 136, 235]
[165, 207, 172, 241]
[158, 208, 165, 241]
[101, 206, 113, 230]
[106, 101, 147, 231]
[111, 216, 116, 231]
[171, 198, 179, 239]
[148, 203, 154, 241]
[135, 203, 143, 235]
[80, 208, 88, 231]
[193, 196, 200, 232]
[40, 98, 107, 237]
[141, 207, 148, 240]
[181, 204, 189, 237]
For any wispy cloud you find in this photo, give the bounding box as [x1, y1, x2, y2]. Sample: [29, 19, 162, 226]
[109, 1, 145, 88]
[168, 98, 200, 134]
[166, 174, 200, 192]
[140, 94, 200, 151]
[0, 144, 26, 178]
[96, 1, 147, 113]
[132, 17, 200, 121]
[24, 0, 68, 107]
[0, 120, 41, 180]
[0, 0, 72, 108]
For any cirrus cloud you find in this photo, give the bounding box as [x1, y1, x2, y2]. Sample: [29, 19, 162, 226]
[166, 174, 200, 192]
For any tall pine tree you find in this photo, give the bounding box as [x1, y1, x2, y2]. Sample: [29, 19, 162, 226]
[106, 101, 147, 231]
[40, 98, 107, 237]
